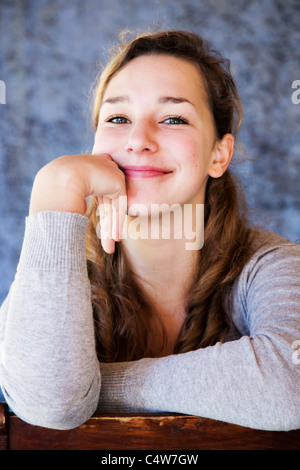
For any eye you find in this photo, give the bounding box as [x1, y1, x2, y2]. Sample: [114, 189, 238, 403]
[106, 115, 131, 124]
[163, 115, 189, 125]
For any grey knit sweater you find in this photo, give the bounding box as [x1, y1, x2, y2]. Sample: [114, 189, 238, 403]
[0, 211, 300, 431]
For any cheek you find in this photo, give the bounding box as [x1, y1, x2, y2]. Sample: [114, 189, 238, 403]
[178, 137, 212, 175]
[92, 129, 121, 154]
[176, 139, 203, 172]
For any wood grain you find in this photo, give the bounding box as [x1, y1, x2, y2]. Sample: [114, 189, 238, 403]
[3, 408, 300, 450]
[0, 403, 8, 450]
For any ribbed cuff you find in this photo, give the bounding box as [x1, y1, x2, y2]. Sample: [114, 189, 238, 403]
[98, 362, 131, 413]
[17, 211, 89, 273]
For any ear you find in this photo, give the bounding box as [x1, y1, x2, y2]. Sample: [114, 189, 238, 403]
[208, 133, 234, 178]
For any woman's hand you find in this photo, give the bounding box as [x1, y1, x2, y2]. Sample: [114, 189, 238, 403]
[29, 154, 127, 253]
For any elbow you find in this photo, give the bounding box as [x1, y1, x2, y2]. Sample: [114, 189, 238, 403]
[277, 386, 300, 431]
[9, 396, 99, 430]
[2, 373, 101, 430]
[37, 407, 97, 431]
[261, 377, 300, 431]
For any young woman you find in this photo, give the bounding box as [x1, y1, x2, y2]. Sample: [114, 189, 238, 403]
[0, 30, 300, 431]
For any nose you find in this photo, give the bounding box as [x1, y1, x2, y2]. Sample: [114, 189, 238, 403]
[124, 120, 158, 154]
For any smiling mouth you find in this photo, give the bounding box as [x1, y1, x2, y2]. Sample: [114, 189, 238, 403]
[121, 165, 173, 178]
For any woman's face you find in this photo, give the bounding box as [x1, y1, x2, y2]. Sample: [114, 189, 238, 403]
[93, 54, 231, 216]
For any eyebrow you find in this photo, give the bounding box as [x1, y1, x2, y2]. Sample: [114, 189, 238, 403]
[102, 95, 196, 107]
[102, 96, 129, 105]
[158, 96, 195, 107]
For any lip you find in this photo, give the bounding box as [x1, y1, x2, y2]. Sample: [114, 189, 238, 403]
[121, 165, 173, 178]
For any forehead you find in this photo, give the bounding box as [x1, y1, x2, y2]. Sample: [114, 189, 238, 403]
[102, 54, 208, 104]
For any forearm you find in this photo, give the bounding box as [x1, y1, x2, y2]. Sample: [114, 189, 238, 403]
[98, 333, 300, 431]
[0, 211, 100, 429]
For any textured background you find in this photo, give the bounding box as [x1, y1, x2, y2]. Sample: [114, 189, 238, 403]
[0, 0, 300, 303]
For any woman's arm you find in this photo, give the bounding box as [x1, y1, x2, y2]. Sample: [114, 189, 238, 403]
[0, 152, 126, 429]
[98, 243, 300, 431]
[0, 211, 100, 429]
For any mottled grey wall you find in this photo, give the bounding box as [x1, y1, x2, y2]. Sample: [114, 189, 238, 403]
[0, 0, 300, 302]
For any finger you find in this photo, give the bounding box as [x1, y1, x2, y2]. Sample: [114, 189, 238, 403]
[101, 197, 116, 253]
[95, 197, 115, 254]
[99, 214, 116, 254]
[101, 236, 116, 255]
[111, 195, 127, 241]
[102, 196, 113, 238]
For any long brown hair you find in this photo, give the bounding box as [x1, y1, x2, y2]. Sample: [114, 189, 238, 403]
[86, 30, 253, 362]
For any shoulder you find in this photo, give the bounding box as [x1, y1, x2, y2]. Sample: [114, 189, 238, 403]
[229, 229, 300, 334]
[243, 228, 300, 284]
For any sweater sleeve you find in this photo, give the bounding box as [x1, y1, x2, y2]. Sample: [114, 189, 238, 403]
[0, 211, 101, 430]
[98, 243, 300, 431]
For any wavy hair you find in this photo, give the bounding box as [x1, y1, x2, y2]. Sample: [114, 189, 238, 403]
[86, 30, 253, 362]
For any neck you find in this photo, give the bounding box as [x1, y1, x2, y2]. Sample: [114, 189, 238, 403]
[121, 206, 202, 308]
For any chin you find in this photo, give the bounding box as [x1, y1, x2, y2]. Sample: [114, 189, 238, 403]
[127, 199, 183, 220]
[126, 201, 151, 218]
